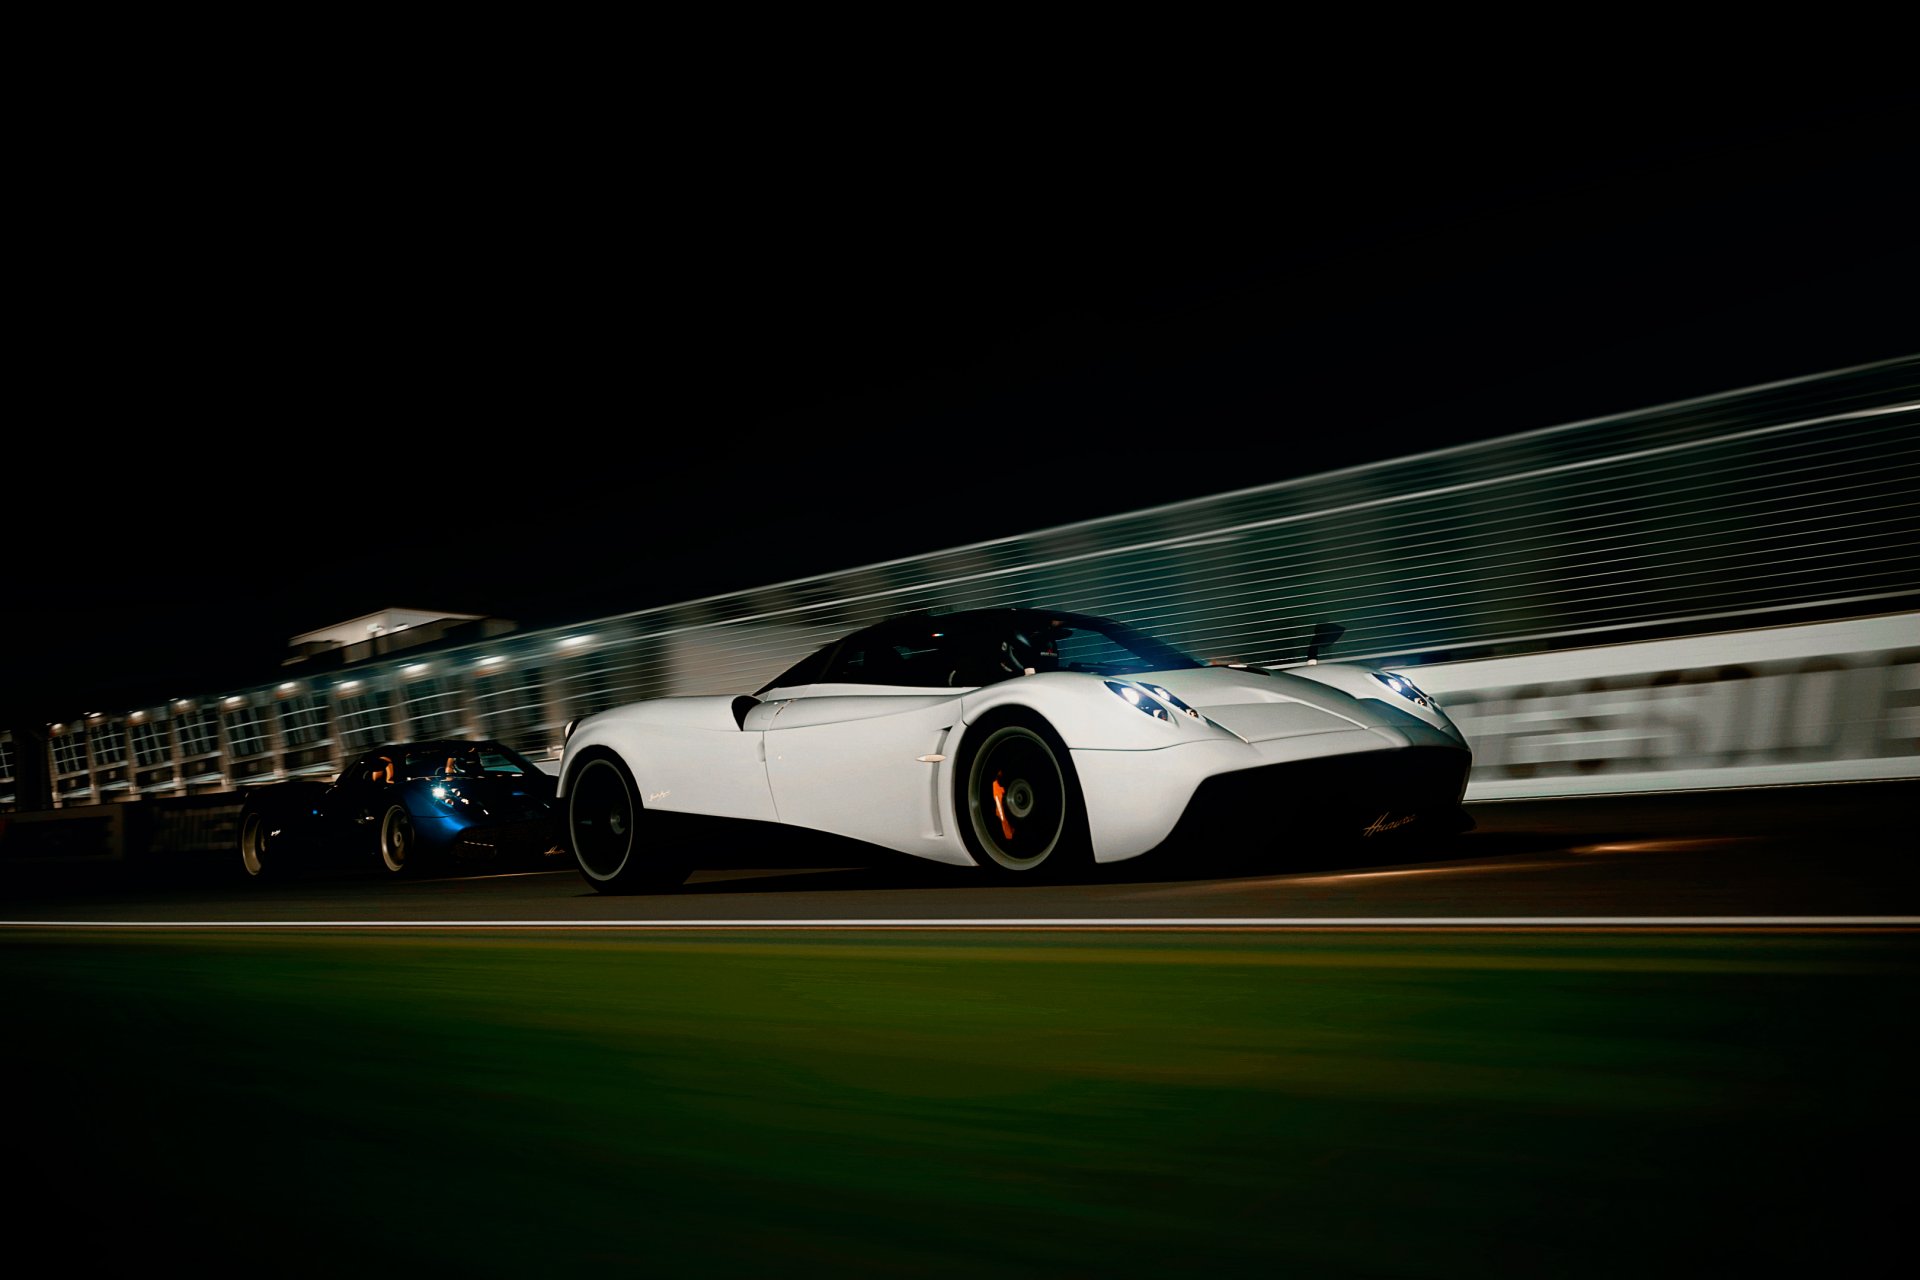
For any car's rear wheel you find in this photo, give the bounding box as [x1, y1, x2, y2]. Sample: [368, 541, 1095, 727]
[567, 750, 689, 893]
[956, 714, 1091, 878]
[378, 804, 416, 875]
[238, 806, 278, 882]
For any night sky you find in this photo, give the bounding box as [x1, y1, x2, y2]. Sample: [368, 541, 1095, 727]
[7, 81, 1915, 725]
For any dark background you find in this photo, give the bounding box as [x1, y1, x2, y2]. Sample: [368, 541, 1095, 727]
[7, 78, 1916, 724]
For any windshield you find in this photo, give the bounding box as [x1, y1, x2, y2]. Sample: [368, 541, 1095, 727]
[1006, 611, 1202, 676]
[757, 609, 1201, 691]
[393, 742, 536, 779]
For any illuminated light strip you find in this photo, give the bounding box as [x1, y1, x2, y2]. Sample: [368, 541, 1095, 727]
[2, 917, 1917, 930]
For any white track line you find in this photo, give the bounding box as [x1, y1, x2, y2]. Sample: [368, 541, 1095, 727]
[2, 916, 1917, 929]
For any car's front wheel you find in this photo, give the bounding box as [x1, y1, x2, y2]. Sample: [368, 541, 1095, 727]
[956, 713, 1091, 878]
[567, 750, 690, 894]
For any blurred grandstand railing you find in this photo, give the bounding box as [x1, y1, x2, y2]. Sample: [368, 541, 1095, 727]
[5, 355, 1916, 813]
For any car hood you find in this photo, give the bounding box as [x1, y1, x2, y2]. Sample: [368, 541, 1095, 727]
[1133, 665, 1436, 743]
[408, 773, 557, 823]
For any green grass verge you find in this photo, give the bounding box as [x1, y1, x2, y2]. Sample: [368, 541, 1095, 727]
[4, 930, 1913, 1277]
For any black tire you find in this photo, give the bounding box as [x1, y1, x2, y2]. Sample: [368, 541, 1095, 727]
[954, 711, 1091, 879]
[377, 803, 418, 876]
[566, 749, 690, 894]
[238, 804, 281, 882]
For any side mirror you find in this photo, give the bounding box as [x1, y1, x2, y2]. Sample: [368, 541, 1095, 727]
[1306, 622, 1346, 664]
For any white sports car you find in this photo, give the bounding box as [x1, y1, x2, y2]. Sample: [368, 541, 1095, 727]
[558, 608, 1472, 892]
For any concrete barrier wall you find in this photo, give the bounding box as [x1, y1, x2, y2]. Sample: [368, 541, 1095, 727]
[0, 793, 243, 862]
[1409, 613, 1920, 798]
[0, 804, 128, 861]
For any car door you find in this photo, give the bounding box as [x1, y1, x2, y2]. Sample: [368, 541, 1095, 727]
[327, 754, 393, 843]
[757, 626, 970, 860]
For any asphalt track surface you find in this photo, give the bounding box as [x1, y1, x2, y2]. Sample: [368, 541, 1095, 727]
[4, 780, 1913, 926]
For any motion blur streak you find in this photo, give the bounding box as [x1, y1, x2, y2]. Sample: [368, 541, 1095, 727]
[1575, 839, 1752, 854]
[1272, 862, 1567, 884]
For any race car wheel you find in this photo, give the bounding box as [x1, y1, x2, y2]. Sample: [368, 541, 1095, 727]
[238, 805, 279, 882]
[378, 804, 416, 875]
[957, 713, 1090, 877]
[567, 749, 690, 894]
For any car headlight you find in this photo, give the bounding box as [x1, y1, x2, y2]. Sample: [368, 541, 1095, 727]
[1105, 679, 1172, 721]
[1372, 671, 1438, 709]
[1138, 682, 1203, 721]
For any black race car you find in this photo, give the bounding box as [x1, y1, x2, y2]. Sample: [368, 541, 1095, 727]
[236, 740, 565, 881]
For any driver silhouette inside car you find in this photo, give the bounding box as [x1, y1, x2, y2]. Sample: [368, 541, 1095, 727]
[945, 622, 1070, 686]
[1002, 625, 1066, 675]
[448, 745, 489, 777]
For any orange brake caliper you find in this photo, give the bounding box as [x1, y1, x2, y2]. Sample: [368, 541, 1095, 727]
[991, 774, 1015, 842]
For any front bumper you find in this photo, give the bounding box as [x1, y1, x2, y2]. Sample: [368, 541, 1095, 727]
[439, 814, 565, 861]
[1074, 727, 1470, 863]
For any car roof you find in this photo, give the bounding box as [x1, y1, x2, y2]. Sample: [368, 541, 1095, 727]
[878, 606, 1094, 631]
[359, 740, 498, 756]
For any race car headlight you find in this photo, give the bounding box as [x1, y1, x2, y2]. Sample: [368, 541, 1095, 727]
[1105, 679, 1172, 722]
[1372, 671, 1438, 709]
[1139, 682, 1203, 721]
